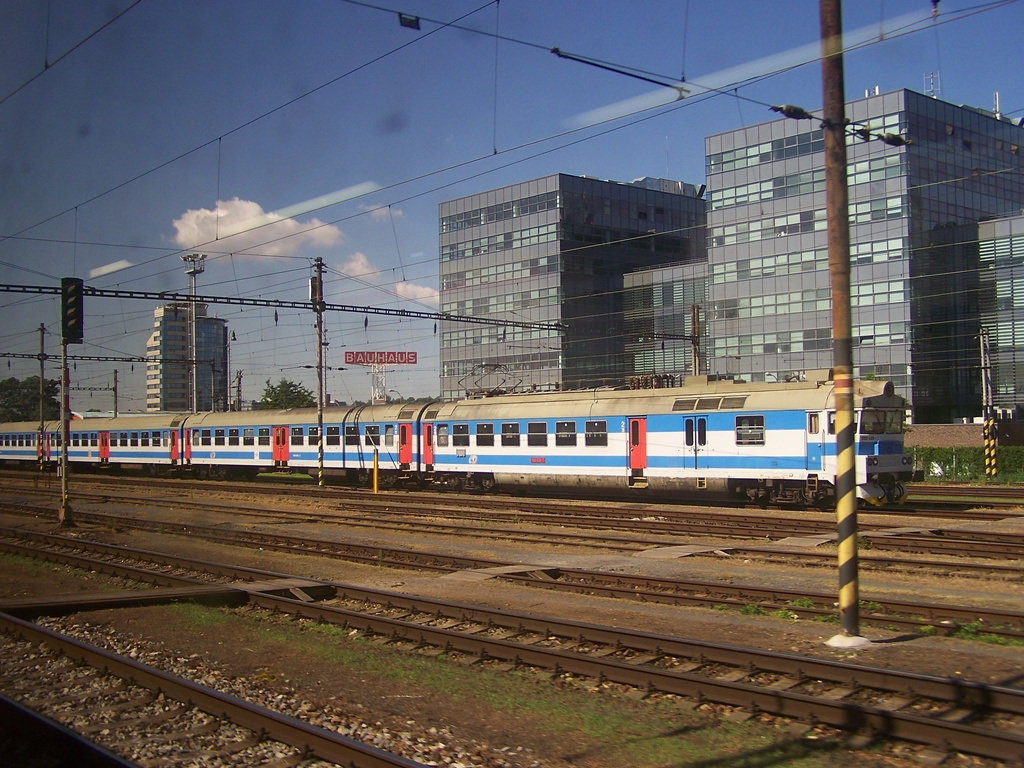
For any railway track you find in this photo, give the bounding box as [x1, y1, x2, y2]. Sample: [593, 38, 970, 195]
[6, 473, 1024, 566]
[0, 605, 433, 767]
[8, 466, 1024, 520]
[1, 532, 1023, 764]
[3, 517, 1023, 643]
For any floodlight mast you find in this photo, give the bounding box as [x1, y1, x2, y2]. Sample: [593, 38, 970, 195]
[181, 254, 206, 414]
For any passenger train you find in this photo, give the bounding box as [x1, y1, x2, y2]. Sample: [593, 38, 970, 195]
[0, 370, 914, 508]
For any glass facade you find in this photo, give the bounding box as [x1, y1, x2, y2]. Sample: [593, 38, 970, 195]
[623, 262, 708, 381]
[979, 214, 1024, 414]
[146, 303, 229, 412]
[438, 174, 706, 400]
[705, 89, 1024, 422]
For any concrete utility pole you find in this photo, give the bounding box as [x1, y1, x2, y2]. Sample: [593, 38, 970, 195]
[819, 0, 865, 647]
[312, 258, 326, 487]
[181, 254, 206, 413]
[38, 324, 46, 471]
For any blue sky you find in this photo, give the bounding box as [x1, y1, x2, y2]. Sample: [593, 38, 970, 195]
[2, 0, 1022, 410]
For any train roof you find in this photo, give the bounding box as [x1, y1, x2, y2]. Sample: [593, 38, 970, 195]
[425, 374, 905, 420]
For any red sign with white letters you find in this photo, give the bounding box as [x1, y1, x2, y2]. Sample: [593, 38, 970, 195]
[344, 351, 418, 365]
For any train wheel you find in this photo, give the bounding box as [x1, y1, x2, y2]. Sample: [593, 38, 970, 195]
[479, 475, 496, 492]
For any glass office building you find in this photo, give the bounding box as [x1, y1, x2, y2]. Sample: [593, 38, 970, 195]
[705, 89, 1024, 422]
[146, 303, 228, 412]
[438, 173, 706, 400]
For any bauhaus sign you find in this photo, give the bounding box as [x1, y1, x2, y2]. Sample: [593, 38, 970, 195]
[344, 351, 418, 365]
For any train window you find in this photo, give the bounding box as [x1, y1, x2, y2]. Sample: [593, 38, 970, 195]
[191, 430, 199, 446]
[697, 418, 707, 446]
[152, 432, 161, 447]
[90, 433, 98, 447]
[528, 422, 547, 447]
[720, 396, 747, 409]
[326, 426, 340, 446]
[120, 432, 129, 447]
[672, 398, 697, 411]
[141, 432, 150, 447]
[476, 423, 494, 446]
[452, 423, 470, 447]
[345, 426, 359, 446]
[808, 413, 820, 433]
[365, 425, 381, 446]
[501, 422, 520, 447]
[71, 434, 79, 447]
[291, 427, 304, 446]
[130, 432, 139, 447]
[243, 428, 255, 446]
[435, 424, 449, 447]
[585, 420, 608, 446]
[214, 429, 225, 446]
[258, 428, 271, 446]
[228, 429, 239, 446]
[696, 397, 721, 411]
[736, 415, 765, 446]
[685, 419, 694, 447]
[827, 412, 836, 435]
[201, 429, 213, 446]
[384, 424, 395, 447]
[308, 427, 320, 445]
[555, 421, 576, 447]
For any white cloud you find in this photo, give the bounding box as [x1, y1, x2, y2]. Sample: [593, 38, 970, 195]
[339, 252, 376, 279]
[358, 204, 402, 223]
[396, 282, 438, 306]
[336, 251, 438, 307]
[172, 197, 343, 256]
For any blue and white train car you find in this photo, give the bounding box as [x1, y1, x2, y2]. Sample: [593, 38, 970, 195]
[423, 372, 912, 506]
[0, 421, 52, 465]
[181, 403, 433, 483]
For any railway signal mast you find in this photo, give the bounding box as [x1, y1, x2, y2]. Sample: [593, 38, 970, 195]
[59, 277, 84, 526]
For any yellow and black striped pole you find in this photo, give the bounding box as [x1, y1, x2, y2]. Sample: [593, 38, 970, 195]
[984, 416, 997, 478]
[820, 0, 864, 645]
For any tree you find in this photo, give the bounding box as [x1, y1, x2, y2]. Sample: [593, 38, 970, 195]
[257, 378, 315, 409]
[0, 376, 60, 422]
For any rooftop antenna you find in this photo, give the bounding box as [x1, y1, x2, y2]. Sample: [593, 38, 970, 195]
[924, 72, 940, 99]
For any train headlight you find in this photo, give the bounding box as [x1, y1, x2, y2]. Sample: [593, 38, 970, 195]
[868, 456, 879, 466]
[901, 456, 912, 465]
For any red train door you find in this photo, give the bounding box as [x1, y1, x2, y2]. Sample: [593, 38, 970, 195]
[170, 430, 178, 463]
[628, 417, 647, 487]
[184, 429, 192, 463]
[99, 431, 110, 463]
[422, 424, 433, 469]
[399, 423, 412, 467]
[273, 426, 289, 466]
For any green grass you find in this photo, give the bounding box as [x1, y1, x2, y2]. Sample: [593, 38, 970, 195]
[164, 605, 863, 767]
